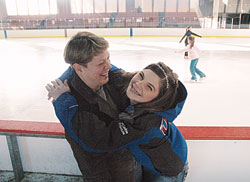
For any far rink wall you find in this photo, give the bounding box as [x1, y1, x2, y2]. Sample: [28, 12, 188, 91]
[1, 28, 250, 39]
[0, 28, 250, 182]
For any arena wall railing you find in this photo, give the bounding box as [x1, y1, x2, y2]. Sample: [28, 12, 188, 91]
[1, 28, 250, 39]
[1, 120, 250, 181]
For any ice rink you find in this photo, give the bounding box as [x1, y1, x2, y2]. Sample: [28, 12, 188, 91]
[0, 36, 250, 127]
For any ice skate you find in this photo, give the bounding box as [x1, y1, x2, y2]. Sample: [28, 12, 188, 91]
[199, 76, 206, 81]
[190, 79, 198, 83]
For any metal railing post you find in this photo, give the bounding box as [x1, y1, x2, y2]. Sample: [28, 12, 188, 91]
[6, 135, 24, 182]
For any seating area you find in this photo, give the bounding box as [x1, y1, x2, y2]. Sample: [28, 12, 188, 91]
[0, 12, 200, 30]
[164, 12, 200, 27]
[113, 12, 159, 28]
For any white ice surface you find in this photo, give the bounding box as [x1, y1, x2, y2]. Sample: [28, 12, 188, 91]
[0, 37, 249, 126]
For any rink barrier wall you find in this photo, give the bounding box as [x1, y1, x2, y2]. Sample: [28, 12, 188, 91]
[1, 120, 250, 140]
[1, 120, 250, 181]
[1, 28, 250, 39]
[0, 30, 5, 38]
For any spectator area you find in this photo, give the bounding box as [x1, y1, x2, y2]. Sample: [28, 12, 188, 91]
[0, 12, 200, 30]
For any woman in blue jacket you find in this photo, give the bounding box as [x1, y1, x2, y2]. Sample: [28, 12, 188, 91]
[46, 62, 188, 182]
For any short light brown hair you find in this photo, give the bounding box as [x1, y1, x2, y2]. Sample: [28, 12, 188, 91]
[64, 32, 109, 67]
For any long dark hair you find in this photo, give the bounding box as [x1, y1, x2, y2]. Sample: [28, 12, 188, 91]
[115, 62, 179, 112]
[135, 62, 179, 112]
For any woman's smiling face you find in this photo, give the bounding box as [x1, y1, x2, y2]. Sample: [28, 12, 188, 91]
[126, 69, 161, 103]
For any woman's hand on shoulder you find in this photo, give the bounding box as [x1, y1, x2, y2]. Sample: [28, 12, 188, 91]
[46, 79, 70, 102]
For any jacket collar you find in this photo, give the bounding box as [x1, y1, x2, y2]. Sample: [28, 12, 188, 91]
[71, 72, 119, 119]
[155, 81, 187, 122]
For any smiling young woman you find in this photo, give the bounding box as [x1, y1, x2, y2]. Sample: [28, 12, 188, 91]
[126, 69, 161, 103]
